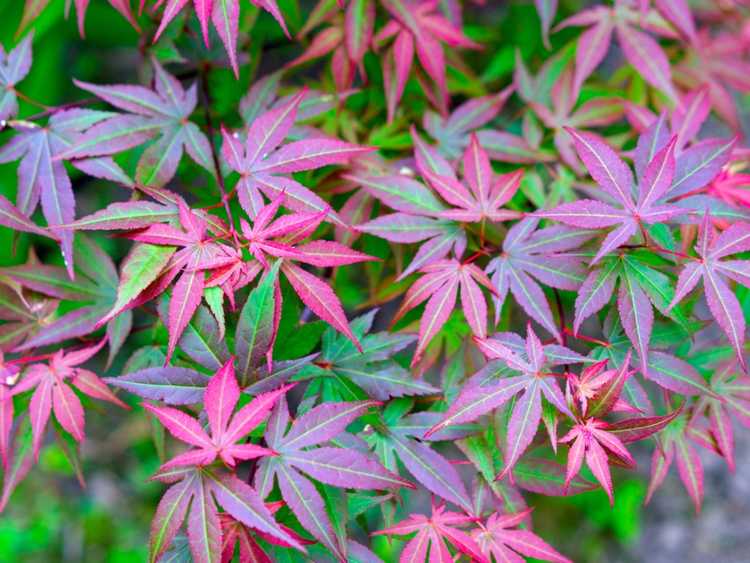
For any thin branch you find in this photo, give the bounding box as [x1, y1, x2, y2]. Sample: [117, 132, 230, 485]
[553, 288, 567, 347]
[199, 63, 238, 244]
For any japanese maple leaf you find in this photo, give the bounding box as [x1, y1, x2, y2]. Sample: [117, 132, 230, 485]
[422, 87, 513, 159]
[429, 326, 584, 477]
[374, 502, 488, 563]
[622, 96, 736, 213]
[374, 0, 480, 121]
[104, 200, 236, 363]
[218, 507, 312, 563]
[0, 352, 20, 469]
[570, 250, 692, 376]
[536, 128, 685, 265]
[486, 49, 576, 166]
[289, 0, 375, 93]
[0, 275, 58, 353]
[566, 357, 635, 418]
[60, 60, 215, 188]
[148, 465, 302, 563]
[353, 168, 468, 280]
[108, 289, 315, 407]
[431, 328, 581, 475]
[393, 258, 494, 366]
[485, 216, 594, 342]
[302, 309, 440, 401]
[255, 397, 407, 560]
[527, 63, 624, 173]
[668, 213, 750, 367]
[221, 90, 371, 223]
[0, 108, 132, 276]
[473, 508, 571, 563]
[151, 0, 289, 75]
[4, 236, 135, 367]
[17, 0, 139, 37]
[238, 71, 343, 136]
[355, 132, 521, 279]
[417, 132, 523, 224]
[706, 169, 750, 210]
[144, 358, 287, 470]
[207, 193, 376, 349]
[560, 418, 635, 505]
[645, 412, 716, 512]
[674, 29, 750, 130]
[561, 353, 685, 504]
[0, 34, 32, 122]
[362, 398, 477, 514]
[556, 3, 678, 99]
[10, 340, 128, 459]
[693, 360, 750, 472]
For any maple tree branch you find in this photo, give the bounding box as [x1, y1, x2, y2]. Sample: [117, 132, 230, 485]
[199, 64, 238, 242]
[553, 289, 568, 348]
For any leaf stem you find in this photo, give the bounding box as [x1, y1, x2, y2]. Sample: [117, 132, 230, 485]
[562, 326, 610, 348]
[11, 87, 51, 111]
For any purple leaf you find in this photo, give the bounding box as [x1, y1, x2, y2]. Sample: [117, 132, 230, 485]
[616, 23, 677, 100]
[282, 263, 360, 350]
[565, 128, 634, 209]
[277, 463, 345, 559]
[501, 382, 542, 477]
[186, 473, 221, 563]
[281, 401, 377, 451]
[285, 447, 410, 490]
[390, 436, 473, 513]
[149, 472, 195, 562]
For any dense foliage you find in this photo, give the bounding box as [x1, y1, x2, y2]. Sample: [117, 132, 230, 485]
[1, 1, 750, 561]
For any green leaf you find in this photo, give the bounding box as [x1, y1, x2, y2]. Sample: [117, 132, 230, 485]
[104, 243, 176, 322]
[236, 261, 281, 378]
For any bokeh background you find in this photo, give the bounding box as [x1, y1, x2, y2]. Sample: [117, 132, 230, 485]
[1, 1, 749, 561]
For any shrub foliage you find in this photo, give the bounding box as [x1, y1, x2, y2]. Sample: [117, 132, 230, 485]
[1, 1, 750, 561]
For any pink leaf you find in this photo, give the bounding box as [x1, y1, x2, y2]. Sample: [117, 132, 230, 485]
[281, 401, 377, 450]
[204, 359, 239, 441]
[167, 267, 205, 364]
[256, 139, 372, 174]
[501, 382, 542, 477]
[142, 403, 212, 449]
[294, 241, 378, 267]
[616, 23, 677, 100]
[211, 0, 240, 76]
[29, 379, 53, 460]
[413, 275, 459, 365]
[224, 385, 290, 444]
[573, 16, 613, 95]
[282, 263, 360, 350]
[565, 128, 634, 209]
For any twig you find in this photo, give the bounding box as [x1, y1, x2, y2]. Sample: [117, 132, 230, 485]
[199, 63, 238, 244]
[553, 289, 567, 347]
